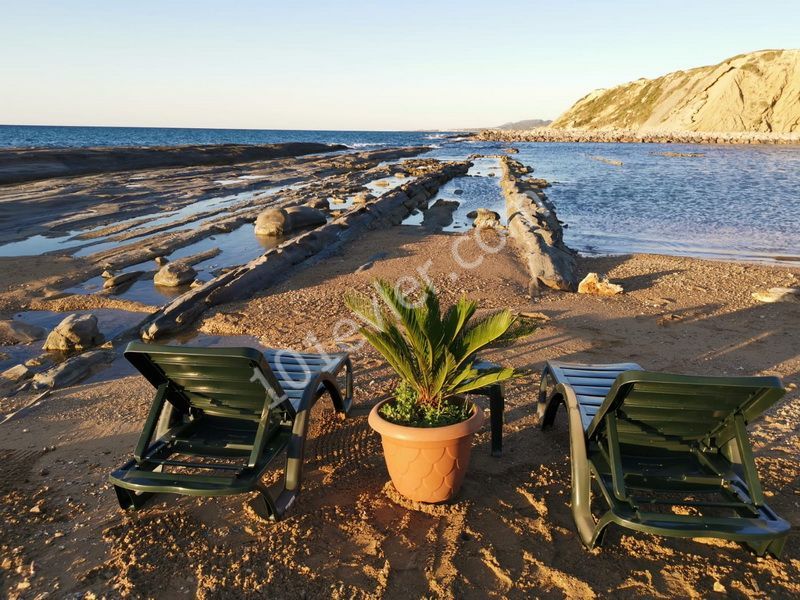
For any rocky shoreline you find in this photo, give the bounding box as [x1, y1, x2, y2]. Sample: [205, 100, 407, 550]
[140, 159, 471, 340]
[474, 128, 800, 145]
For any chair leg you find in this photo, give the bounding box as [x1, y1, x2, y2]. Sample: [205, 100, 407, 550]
[748, 536, 786, 558]
[588, 510, 615, 549]
[250, 484, 280, 521]
[538, 367, 563, 429]
[114, 485, 155, 511]
[488, 384, 504, 457]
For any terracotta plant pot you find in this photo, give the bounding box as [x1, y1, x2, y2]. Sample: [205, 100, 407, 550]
[368, 398, 484, 503]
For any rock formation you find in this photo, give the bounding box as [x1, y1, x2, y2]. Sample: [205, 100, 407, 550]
[499, 157, 578, 291]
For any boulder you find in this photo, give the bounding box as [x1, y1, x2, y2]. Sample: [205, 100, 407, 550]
[254, 208, 290, 236]
[154, 256, 169, 266]
[752, 287, 800, 303]
[154, 262, 197, 287]
[103, 270, 144, 289]
[577, 273, 624, 296]
[468, 208, 502, 230]
[0, 320, 47, 344]
[254, 206, 327, 237]
[43, 314, 104, 351]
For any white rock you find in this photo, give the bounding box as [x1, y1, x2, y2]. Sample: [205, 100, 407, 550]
[578, 273, 624, 296]
[751, 287, 800, 303]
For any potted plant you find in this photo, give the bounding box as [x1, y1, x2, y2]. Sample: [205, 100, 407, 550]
[346, 280, 517, 503]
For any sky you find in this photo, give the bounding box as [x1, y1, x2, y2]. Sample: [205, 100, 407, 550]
[1, 0, 798, 130]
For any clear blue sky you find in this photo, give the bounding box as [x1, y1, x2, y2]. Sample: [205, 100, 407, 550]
[1, 0, 797, 130]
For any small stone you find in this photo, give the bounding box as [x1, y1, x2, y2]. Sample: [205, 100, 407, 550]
[713, 581, 726, 593]
[578, 273, 624, 296]
[1, 364, 32, 383]
[468, 208, 501, 230]
[352, 192, 375, 204]
[103, 270, 144, 289]
[100, 270, 115, 279]
[453, 189, 464, 195]
[154, 256, 169, 266]
[306, 198, 330, 210]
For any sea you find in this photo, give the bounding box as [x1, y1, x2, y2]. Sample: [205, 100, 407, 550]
[1, 124, 798, 264]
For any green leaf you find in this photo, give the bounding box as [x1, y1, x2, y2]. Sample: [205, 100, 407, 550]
[451, 367, 517, 395]
[452, 310, 516, 366]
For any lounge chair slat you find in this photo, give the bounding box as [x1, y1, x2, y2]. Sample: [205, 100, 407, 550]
[576, 394, 606, 406]
[571, 385, 614, 397]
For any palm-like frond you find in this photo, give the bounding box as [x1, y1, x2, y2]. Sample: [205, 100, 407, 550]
[348, 279, 520, 411]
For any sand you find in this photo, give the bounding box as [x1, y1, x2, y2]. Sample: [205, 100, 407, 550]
[1, 225, 798, 598]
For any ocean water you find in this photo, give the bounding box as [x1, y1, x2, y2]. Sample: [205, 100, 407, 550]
[1, 125, 798, 263]
[0, 124, 441, 150]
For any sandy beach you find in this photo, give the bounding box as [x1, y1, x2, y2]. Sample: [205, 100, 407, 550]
[0, 218, 798, 597]
[2, 2, 799, 596]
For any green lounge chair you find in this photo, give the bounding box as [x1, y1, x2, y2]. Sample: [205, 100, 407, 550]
[110, 342, 352, 520]
[538, 360, 790, 557]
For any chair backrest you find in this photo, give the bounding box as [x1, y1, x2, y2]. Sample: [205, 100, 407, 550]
[125, 342, 293, 421]
[586, 371, 785, 449]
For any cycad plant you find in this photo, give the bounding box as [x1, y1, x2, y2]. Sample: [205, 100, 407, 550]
[346, 280, 518, 427]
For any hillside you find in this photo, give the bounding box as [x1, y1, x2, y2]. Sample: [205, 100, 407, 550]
[551, 49, 800, 133]
[495, 118, 552, 130]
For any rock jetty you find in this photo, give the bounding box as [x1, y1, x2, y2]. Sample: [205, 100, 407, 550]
[499, 157, 578, 291]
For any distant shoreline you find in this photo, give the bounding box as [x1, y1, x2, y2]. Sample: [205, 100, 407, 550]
[473, 128, 800, 145]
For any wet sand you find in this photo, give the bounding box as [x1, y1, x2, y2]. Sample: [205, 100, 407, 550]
[1, 226, 798, 598]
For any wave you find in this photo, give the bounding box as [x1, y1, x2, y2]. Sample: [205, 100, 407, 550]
[349, 142, 389, 148]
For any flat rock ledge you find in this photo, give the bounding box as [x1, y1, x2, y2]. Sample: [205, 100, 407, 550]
[500, 156, 578, 292]
[139, 160, 472, 340]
